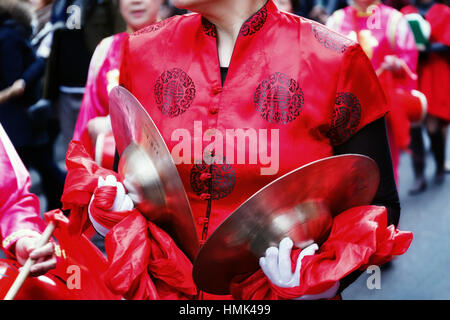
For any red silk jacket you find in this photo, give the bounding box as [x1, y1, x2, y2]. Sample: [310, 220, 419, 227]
[120, 0, 388, 243]
[0, 124, 44, 255]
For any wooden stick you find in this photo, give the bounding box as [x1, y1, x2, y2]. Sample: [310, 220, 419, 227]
[4, 222, 56, 300]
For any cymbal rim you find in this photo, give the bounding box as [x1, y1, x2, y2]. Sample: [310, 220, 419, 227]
[109, 86, 199, 261]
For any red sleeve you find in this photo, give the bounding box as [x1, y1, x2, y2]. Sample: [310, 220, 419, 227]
[0, 126, 45, 254]
[61, 140, 121, 235]
[328, 44, 389, 146]
[427, 4, 450, 46]
[400, 5, 418, 15]
[119, 34, 132, 91]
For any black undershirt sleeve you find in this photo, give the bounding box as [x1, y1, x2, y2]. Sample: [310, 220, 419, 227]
[333, 116, 401, 227]
[333, 116, 401, 293]
[113, 148, 120, 172]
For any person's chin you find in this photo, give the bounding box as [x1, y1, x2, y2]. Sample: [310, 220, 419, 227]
[130, 19, 152, 32]
[171, 0, 199, 10]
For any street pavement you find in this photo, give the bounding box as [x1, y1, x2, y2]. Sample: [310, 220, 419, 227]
[343, 132, 450, 300]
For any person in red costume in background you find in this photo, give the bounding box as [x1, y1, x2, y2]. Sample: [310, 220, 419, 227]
[401, 0, 450, 193]
[326, 0, 419, 184]
[62, 0, 412, 300]
[72, 0, 163, 167]
[0, 123, 56, 277]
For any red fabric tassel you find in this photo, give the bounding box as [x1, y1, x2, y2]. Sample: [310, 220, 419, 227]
[42, 209, 121, 300]
[147, 221, 197, 298]
[104, 212, 197, 300]
[103, 211, 158, 299]
[89, 185, 134, 230]
[61, 140, 197, 300]
[93, 185, 116, 209]
[230, 205, 413, 300]
[61, 141, 121, 234]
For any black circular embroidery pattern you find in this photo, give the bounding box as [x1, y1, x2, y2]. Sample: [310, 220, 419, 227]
[190, 159, 236, 201]
[254, 72, 304, 124]
[201, 17, 217, 38]
[240, 5, 268, 36]
[311, 23, 353, 54]
[327, 92, 362, 146]
[154, 68, 196, 118]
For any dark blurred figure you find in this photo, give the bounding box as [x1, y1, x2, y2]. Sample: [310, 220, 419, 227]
[282, 0, 346, 24]
[383, 0, 411, 10]
[0, 0, 65, 211]
[29, 0, 53, 34]
[274, 0, 294, 12]
[43, 0, 125, 155]
[27, 0, 60, 178]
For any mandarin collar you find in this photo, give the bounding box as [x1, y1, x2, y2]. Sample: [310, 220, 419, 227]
[201, 0, 277, 38]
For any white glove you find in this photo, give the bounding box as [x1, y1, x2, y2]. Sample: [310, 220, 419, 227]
[88, 175, 134, 236]
[259, 237, 340, 299]
[260, 237, 318, 288]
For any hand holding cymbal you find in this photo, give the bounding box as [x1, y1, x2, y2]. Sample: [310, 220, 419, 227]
[193, 154, 380, 294]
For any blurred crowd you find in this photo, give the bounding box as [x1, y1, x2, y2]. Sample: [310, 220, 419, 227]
[0, 0, 449, 213]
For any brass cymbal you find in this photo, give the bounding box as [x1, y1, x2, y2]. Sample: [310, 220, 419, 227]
[193, 154, 380, 294]
[109, 86, 199, 262]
